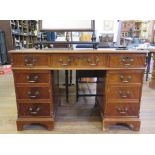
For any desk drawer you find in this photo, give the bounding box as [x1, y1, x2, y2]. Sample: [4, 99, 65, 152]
[107, 71, 143, 84]
[51, 54, 78, 68]
[11, 54, 49, 68]
[105, 102, 139, 117]
[107, 85, 141, 101]
[16, 87, 51, 100]
[109, 54, 146, 68]
[79, 54, 107, 68]
[18, 103, 51, 117]
[50, 54, 107, 68]
[14, 70, 51, 84]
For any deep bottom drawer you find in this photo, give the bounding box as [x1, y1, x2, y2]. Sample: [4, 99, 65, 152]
[105, 102, 140, 117]
[18, 103, 51, 117]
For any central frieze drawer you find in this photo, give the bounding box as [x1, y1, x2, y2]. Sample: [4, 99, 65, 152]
[50, 54, 107, 68]
[18, 103, 51, 117]
[16, 87, 51, 100]
[78, 54, 107, 68]
[109, 54, 146, 68]
[11, 54, 49, 68]
[107, 85, 141, 101]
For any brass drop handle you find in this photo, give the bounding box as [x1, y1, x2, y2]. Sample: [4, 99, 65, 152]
[59, 58, 71, 66]
[121, 57, 134, 62]
[28, 90, 40, 99]
[29, 106, 40, 115]
[87, 58, 99, 66]
[116, 107, 128, 114]
[121, 57, 134, 66]
[120, 75, 132, 83]
[27, 75, 39, 83]
[24, 57, 37, 67]
[124, 63, 131, 66]
[119, 91, 130, 98]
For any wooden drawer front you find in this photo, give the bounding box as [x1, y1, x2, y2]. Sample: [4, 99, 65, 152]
[51, 54, 78, 68]
[105, 102, 139, 117]
[107, 71, 143, 84]
[50, 54, 107, 68]
[78, 54, 107, 68]
[107, 86, 141, 100]
[18, 103, 51, 117]
[16, 87, 51, 100]
[12, 54, 49, 68]
[109, 54, 145, 68]
[14, 71, 50, 84]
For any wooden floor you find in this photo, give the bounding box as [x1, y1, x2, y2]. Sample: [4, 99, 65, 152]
[0, 73, 155, 134]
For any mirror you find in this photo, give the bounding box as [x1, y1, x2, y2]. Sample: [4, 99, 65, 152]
[39, 20, 94, 31]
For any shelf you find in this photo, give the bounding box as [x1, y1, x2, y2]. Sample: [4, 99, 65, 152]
[0, 20, 37, 50]
[12, 32, 28, 36]
[11, 20, 37, 49]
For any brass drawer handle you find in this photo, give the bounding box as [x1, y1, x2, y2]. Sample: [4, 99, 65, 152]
[121, 57, 134, 62]
[24, 57, 37, 67]
[87, 58, 99, 66]
[29, 107, 40, 115]
[116, 107, 128, 114]
[121, 57, 134, 66]
[28, 90, 40, 99]
[27, 75, 39, 83]
[59, 58, 71, 66]
[119, 91, 130, 98]
[124, 63, 131, 66]
[120, 75, 132, 83]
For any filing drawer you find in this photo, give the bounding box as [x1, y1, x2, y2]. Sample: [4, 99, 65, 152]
[50, 54, 107, 68]
[107, 70, 143, 84]
[16, 87, 51, 100]
[11, 54, 49, 68]
[14, 70, 51, 84]
[109, 54, 146, 68]
[105, 102, 139, 117]
[107, 85, 141, 101]
[18, 103, 51, 117]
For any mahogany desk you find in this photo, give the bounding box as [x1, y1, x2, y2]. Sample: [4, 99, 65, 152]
[9, 49, 147, 131]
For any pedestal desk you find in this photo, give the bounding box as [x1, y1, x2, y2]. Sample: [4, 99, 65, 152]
[9, 49, 147, 131]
